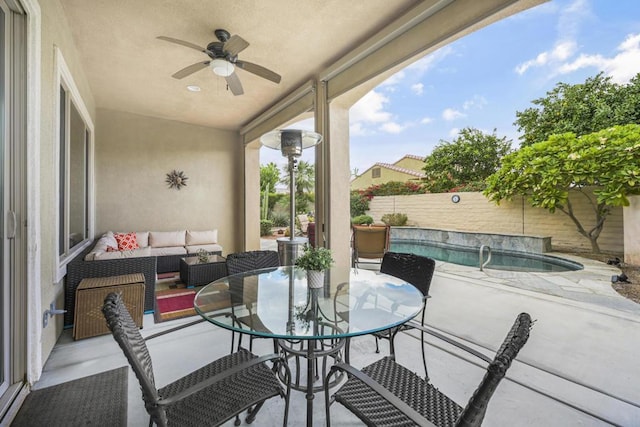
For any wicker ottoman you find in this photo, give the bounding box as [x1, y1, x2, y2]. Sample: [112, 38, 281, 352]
[180, 255, 227, 287]
[73, 273, 145, 340]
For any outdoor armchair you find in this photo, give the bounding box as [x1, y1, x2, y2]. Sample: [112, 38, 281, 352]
[351, 224, 390, 268]
[325, 312, 532, 427]
[102, 292, 291, 427]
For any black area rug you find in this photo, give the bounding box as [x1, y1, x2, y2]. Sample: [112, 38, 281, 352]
[12, 366, 128, 427]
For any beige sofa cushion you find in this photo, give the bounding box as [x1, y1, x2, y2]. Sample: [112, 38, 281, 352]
[186, 244, 223, 254]
[186, 230, 218, 245]
[149, 231, 186, 248]
[94, 246, 151, 260]
[149, 246, 187, 256]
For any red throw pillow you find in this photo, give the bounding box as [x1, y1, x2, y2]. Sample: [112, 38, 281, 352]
[114, 232, 139, 251]
[106, 245, 118, 252]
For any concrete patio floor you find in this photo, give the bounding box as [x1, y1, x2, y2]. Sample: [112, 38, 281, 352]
[37, 245, 640, 426]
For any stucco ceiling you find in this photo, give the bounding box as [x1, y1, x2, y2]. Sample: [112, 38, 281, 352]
[59, 0, 421, 131]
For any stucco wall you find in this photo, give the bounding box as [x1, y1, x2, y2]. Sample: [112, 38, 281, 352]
[38, 0, 97, 367]
[95, 109, 242, 254]
[367, 191, 624, 253]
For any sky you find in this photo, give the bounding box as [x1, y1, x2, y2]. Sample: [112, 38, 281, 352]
[260, 0, 640, 175]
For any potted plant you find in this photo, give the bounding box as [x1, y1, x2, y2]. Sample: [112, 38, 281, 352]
[295, 244, 334, 288]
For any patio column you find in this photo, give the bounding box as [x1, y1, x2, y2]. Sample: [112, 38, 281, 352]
[315, 81, 351, 268]
[623, 195, 640, 265]
[243, 142, 261, 251]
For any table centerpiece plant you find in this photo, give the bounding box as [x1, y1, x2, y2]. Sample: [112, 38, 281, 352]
[294, 244, 334, 289]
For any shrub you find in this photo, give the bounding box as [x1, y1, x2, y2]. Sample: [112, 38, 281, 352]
[381, 213, 408, 226]
[350, 190, 370, 217]
[361, 181, 426, 200]
[351, 215, 374, 225]
[260, 220, 273, 236]
[270, 212, 289, 227]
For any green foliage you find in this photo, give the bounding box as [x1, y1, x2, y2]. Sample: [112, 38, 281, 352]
[484, 124, 640, 252]
[295, 244, 334, 271]
[350, 190, 370, 217]
[260, 220, 273, 237]
[361, 181, 426, 199]
[351, 215, 374, 225]
[270, 212, 289, 227]
[260, 163, 281, 220]
[381, 213, 408, 226]
[515, 72, 640, 147]
[422, 127, 512, 193]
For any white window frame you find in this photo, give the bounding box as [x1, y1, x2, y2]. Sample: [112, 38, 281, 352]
[53, 47, 94, 282]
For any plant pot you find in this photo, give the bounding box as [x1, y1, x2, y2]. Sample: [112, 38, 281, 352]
[307, 270, 325, 289]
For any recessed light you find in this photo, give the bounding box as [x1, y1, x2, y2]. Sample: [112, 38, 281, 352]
[186, 85, 201, 92]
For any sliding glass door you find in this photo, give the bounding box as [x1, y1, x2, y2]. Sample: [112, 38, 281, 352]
[0, 0, 26, 417]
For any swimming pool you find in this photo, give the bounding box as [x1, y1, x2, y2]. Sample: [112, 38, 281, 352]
[391, 240, 583, 272]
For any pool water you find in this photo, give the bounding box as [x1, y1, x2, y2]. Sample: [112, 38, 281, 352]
[391, 241, 583, 272]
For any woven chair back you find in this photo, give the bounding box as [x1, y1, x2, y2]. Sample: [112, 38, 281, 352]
[380, 252, 436, 297]
[456, 312, 532, 426]
[352, 225, 390, 259]
[226, 251, 280, 304]
[226, 250, 280, 275]
[102, 293, 164, 423]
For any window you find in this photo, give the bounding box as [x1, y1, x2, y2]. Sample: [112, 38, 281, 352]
[372, 167, 381, 178]
[56, 48, 93, 279]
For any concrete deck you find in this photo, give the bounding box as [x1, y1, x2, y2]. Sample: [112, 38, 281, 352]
[36, 242, 640, 426]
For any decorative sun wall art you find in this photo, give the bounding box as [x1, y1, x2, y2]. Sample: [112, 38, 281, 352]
[165, 170, 188, 190]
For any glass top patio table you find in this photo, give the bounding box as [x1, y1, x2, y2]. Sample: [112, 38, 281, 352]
[193, 265, 424, 340]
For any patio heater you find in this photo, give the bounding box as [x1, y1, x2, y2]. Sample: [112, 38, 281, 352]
[260, 129, 322, 265]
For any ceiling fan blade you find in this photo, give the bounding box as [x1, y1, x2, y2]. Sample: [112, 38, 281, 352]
[224, 35, 250, 56]
[235, 60, 281, 84]
[225, 73, 244, 96]
[157, 36, 207, 53]
[171, 61, 210, 79]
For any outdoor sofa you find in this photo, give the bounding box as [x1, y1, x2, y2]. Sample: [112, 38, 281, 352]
[63, 230, 222, 326]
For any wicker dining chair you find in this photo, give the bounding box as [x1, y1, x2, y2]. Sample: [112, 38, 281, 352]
[102, 292, 291, 427]
[226, 250, 280, 351]
[325, 312, 532, 427]
[376, 252, 436, 378]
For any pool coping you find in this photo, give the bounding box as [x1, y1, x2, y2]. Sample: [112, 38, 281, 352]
[433, 251, 640, 315]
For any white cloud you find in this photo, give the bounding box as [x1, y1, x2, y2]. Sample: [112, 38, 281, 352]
[558, 33, 640, 83]
[411, 83, 424, 95]
[514, 0, 589, 75]
[448, 128, 460, 138]
[462, 95, 488, 110]
[350, 89, 411, 135]
[380, 122, 405, 134]
[515, 40, 577, 74]
[442, 108, 466, 121]
[420, 116, 433, 124]
[407, 46, 454, 73]
[350, 90, 392, 124]
[350, 122, 368, 137]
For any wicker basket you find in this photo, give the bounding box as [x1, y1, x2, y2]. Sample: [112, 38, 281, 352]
[73, 273, 145, 340]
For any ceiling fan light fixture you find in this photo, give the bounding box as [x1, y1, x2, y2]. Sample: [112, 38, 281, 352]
[210, 58, 234, 77]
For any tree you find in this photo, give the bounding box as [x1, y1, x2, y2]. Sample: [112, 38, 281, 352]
[422, 127, 512, 192]
[515, 72, 640, 147]
[484, 124, 640, 253]
[281, 160, 315, 213]
[260, 163, 280, 220]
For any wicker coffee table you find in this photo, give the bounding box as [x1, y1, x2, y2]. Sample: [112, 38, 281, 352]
[179, 255, 227, 287]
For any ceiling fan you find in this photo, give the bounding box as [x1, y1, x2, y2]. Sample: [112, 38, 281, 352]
[157, 29, 281, 96]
